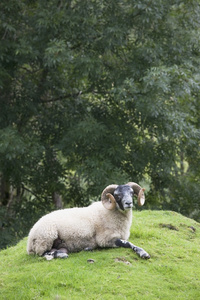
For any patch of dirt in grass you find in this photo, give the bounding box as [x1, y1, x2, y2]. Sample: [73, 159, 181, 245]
[115, 257, 132, 265]
[159, 223, 179, 231]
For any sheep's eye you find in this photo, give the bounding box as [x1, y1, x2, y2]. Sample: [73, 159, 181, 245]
[115, 192, 122, 199]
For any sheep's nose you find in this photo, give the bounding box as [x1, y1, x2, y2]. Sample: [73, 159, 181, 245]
[125, 201, 132, 206]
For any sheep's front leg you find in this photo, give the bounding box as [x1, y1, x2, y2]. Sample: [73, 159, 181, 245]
[115, 239, 150, 259]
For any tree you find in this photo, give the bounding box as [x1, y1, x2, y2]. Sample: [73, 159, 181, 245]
[0, 0, 200, 248]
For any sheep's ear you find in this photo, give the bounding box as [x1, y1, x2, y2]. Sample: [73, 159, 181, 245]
[102, 193, 116, 210]
[138, 188, 145, 206]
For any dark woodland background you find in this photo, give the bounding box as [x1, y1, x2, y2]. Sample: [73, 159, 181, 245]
[0, 0, 200, 249]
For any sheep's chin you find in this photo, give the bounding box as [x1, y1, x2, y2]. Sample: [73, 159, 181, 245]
[116, 203, 132, 212]
[124, 206, 133, 211]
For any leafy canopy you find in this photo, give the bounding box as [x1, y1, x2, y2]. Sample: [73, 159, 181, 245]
[0, 0, 200, 247]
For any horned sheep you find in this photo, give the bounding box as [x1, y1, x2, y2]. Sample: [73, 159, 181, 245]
[27, 182, 150, 260]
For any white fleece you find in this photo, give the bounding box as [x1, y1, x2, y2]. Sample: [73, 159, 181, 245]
[27, 201, 132, 256]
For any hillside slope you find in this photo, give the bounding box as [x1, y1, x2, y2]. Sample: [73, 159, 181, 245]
[0, 210, 200, 300]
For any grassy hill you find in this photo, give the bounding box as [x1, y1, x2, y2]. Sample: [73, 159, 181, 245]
[0, 210, 200, 300]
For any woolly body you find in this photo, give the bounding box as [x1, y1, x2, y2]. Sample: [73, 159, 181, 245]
[27, 201, 132, 256]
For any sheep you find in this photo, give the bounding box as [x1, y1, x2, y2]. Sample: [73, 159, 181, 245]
[27, 182, 150, 260]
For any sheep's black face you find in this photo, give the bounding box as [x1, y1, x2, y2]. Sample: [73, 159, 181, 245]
[114, 185, 134, 211]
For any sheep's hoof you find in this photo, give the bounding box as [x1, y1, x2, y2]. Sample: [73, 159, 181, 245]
[141, 252, 150, 259]
[139, 250, 150, 259]
[54, 251, 68, 259]
[135, 248, 150, 259]
[44, 254, 54, 260]
[84, 247, 94, 251]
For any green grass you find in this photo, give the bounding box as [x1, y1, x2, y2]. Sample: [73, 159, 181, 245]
[0, 210, 200, 300]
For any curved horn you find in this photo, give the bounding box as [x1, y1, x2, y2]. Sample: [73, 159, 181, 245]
[126, 182, 145, 206]
[101, 184, 118, 210]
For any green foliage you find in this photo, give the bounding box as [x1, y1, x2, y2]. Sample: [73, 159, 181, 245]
[0, 211, 200, 299]
[0, 195, 53, 249]
[0, 0, 200, 248]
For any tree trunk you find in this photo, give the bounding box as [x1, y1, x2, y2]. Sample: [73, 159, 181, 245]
[52, 192, 63, 209]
